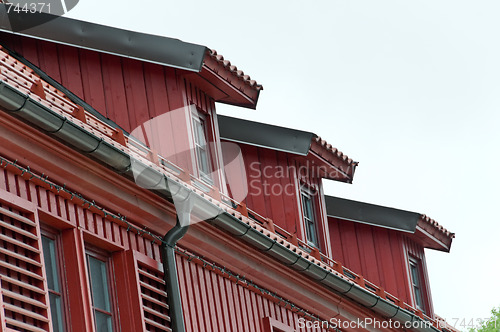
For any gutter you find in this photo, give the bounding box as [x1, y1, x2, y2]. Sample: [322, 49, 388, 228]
[0, 80, 444, 332]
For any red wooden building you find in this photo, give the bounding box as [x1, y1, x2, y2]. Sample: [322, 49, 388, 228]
[0, 12, 458, 332]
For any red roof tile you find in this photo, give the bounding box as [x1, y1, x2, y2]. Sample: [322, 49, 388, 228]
[207, 49, 263, 91]
[419, 214, 455, 239]
[313, 135, 357, 166]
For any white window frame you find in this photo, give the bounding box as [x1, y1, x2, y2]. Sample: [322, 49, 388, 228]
[409, 257, 425, 313]
[300, 186, 319, 248]
[191, 109, 213, 184]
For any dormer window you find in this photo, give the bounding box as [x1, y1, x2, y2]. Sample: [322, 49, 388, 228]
[191, 110, 212, 183]
[301, 187, 319, 247]
[409, 258, 425, 313]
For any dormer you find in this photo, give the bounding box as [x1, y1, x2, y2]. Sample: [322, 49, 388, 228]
[0, 14, 262, 194]
[325, 196, 455, 318]
[218, 115, 357, 255]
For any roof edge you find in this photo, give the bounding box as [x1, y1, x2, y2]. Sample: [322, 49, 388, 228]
[325, 196, 455, 251]
[0, 8, 207, 72]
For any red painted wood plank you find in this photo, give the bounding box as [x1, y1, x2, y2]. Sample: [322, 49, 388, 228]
[20, 37, 40, 67]
[152, 243, 160, 262]
[176, 257, 194, 332]
[65, 200, 77, 226]
[100, 54, 130, 129]
[202, 268, 219, 332]
[207, 271, 226, 332]
[143, 62, 178, 162]
[388, 232, 410, 302]
[355, 223, 381, 286]
[79, 50, 106, 113]
[119, 224, 130, 249]
[127, 231, 138, 251]
[256, 290, 268, 319]
[282, 153, 300, 234]
[103, 218, 113, 243]
[235, 283, 251, 332]
[38, 187, 49, 212]
[111, 222, 121, 247]
[242, 287, 257, 332]
[164, 69, 194, 173]
[189, 262, 205, 331]
[17, 176, 29, 201]
[113, 251, 144, 332]
[338, 220, 362, 273]
[122, 58, 150, 132]
[57, 45, 84, 99]
[5, 171, 18, 196]
[276, 303, 287, 324]
[244, 145, 268, 217]
[47, 190, 59, 215]
[0, 169, 7, 192]
[135, 232, 146, 255]
[61, 228, 93, 331]
[36, 40, 62, 82]
[27, 182, 38, 206]
[56, 196, 68, 220]
[224, 277, 243, 330]
[221, 140, 247, 202]
[252, 290, 265, 329]
[373, 227, 399, 296]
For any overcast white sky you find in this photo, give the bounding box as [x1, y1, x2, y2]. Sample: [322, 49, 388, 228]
[67, 0, 500, 326]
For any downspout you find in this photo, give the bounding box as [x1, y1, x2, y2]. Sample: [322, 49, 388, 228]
[161, 217, 188, 332]
[160, 189, 194, 332]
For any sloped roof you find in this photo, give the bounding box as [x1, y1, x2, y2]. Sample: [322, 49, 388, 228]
[0, 9, 261, 108]
[326, 196, 455, 252]
[218, 115, 358, 182]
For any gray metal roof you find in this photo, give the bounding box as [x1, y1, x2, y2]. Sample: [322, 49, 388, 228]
[217, 115, 314, 156]
[325, 196, 420, 233]
[0, 8, 206, 72]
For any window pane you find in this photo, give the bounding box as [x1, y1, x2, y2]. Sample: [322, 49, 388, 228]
[196, 120, 207, 146]
[94, 310, 113, 332]
[306, 221, 317, 245]
[42, 236, 60, 292]
[49, 293, 64, 332]
[301, 192, 318, 246]
[42, 235, 65, 331]
[414, 286, 423, 308]
[410, 263, 419, 285]
[193, 115, 211, 177]
[197, 147, 210, 175]
[302, 194, 313, 220]
[410, 261, 424, 310]
[87, 255, 111, 312]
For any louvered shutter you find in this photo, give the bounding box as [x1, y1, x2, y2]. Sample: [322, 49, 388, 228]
[0, 205, 51, 332]
[137, 260, 171, 332]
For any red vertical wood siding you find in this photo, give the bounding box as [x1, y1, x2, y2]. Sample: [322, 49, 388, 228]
[176, 253, 329, 332]
[0, 35, 204, 176]
[0, 163, 333, 332]
[403, 236, 434, 316]
[222, 143, 331, 250]
[328, 216, 417, 305]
